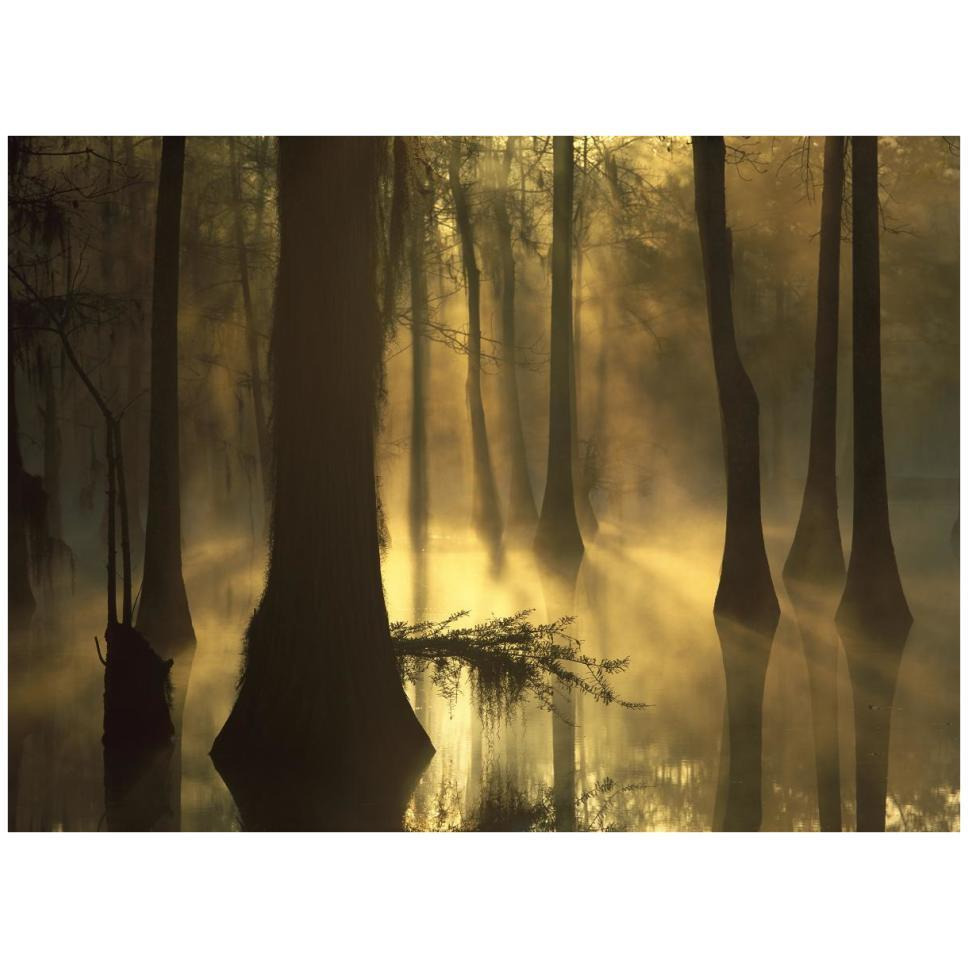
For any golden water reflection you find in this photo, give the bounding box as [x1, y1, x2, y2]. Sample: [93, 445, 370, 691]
[8, 499, 960, 831]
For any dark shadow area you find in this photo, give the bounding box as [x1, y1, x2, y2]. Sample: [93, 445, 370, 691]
[103, 740, 175, 832]
[212, 751, 431, 832]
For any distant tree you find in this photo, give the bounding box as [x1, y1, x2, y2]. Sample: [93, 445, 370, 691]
[534, 136, 584, 578]
[447, 138, 503, 561]
[404, 138, 432, 552]
[229, 137, 271, 511]
[492, 137, 538, 537]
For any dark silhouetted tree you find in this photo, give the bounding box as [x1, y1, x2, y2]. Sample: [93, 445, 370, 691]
[783, 135, 847, 831]
[534, 135, 584, 579]
[836, 135, 913, 832]
[137, 135, 195, 649]
[211, 138, 435, 808]
[693, 135, 779, 831]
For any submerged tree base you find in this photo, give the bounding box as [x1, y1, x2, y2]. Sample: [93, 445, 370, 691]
[101, 622, 175, 749]
[212, 749, 430, 832]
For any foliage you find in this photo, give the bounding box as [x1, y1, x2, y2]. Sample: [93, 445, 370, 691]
[392, 609, 645, 725]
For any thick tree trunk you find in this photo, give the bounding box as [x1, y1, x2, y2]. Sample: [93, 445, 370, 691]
[835, 136, 913, 832]
[493, 138, 538, 538]
[229, 138, 271, 510]
[534, 136, 584, 581]
[448, 139, 503, 561]
[137, 135, 195, 650]
[211, 138, 434, 821]
[693, 136, 779, 831]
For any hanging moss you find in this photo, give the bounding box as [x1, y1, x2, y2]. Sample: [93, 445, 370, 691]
[392, 609, 645, 727]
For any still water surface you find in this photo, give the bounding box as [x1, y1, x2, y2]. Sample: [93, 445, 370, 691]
[9, 497, 959, 831]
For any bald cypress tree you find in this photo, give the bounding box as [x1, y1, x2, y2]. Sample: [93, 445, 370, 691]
[693, 136, 779, 831]
[136, 135, 195, 649]
[493, 137, 538, 538]
[534, 135, 584, 580]
[212, 138, 434, 816]
[836, 136, 912, 832]
[783, 135, 847, 831]
[448, 138, 503, 562]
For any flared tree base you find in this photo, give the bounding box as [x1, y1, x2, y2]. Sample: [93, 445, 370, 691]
[102, 622, 175, 750]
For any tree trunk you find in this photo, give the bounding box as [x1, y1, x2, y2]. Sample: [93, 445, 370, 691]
[493, 137, 538, 538]
[782, 136, 848, 831]
[408, 145, 430, 553]
[693, 136, 779, 831]
[137, 135, 195, 650]
[447, 138, 503, 562]
[42, 353, 63, 541]
[785, 136, 846, 588]
[120, 137, 148, 561]
[571, 145, 599, 539]
[211, 138, 434, 821]
[692, 136, 778, 634]
[534, 136, 584, 581]
[8, 356, 36, 630]
[229, 138, 272, 512]
[835, 136, 913, 832]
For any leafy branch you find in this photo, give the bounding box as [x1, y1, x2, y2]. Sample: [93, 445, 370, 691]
[391, 609, 647, 724]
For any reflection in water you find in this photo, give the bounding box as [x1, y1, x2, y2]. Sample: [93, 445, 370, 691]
[840, 624, 912, 832]
[103, 742, 174, 832]
[784, 583, 843, 831]
[6, 502, 960, 832]
[713, 617, 774, 831]
[214, 756, 427, 832]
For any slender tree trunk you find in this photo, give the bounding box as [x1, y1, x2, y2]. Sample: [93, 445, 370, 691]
[211, 138, 434, 827]
[590, 294, 610, 517]
[571, 145, 599, 538]
[113, 421, 133, 626]
[42, 354, 62, 541]
[408, 148, 430, 553]
[9, 357, 36, 630]
[836, 136, 912, 832]
[534, 136, 584, 579]
[447, 139, 503, 561]
[693, 136, 779, 831]
[693, 136, 778, 634]
[137, 135, 195, 649]
[783, 136, 847, 831]
[769, 284, 786, 499]
[785, 136, 846, 587]
[493, 137, 538, 538]
[230, 138, 271, 509]
[105, 416, 118, 628]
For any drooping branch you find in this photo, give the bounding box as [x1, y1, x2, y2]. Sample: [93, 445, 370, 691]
[392, 610, 646, 725]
